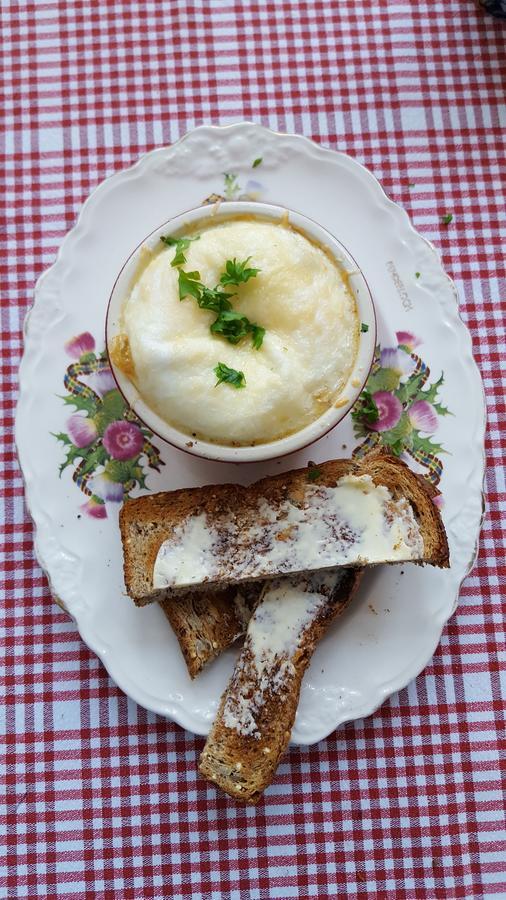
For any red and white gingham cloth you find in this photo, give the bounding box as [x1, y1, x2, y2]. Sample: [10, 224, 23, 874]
[1, 2, 505, 897]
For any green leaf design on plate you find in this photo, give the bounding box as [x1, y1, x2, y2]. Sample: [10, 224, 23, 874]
[131, 466, 148, 490]
[367, 367, 401, 393]
[101, 389, 127, 419]
[379, 413, 414, 452]
[61, 393, 98, 415]
[79, 351, 97, 365]
[94, 390, 127, 433]
[417, 373, 452, 414]
[411, 433, 447, 456]
[105, 458, 140, 483]
[58, 444, 87, 475]
[52, 431, 72, 445]
[395, 371, 426, 405]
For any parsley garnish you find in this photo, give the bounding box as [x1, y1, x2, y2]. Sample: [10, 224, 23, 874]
[197, 286, 234, 313]
[160, 234, 200, 268]
[214, 362, 246, 389]
[441, 214, 453, 225]
[415, 272, 421, 279]
[307, 467, 322, 482]
[166, 234, 265, 358]
[250, 323, 266, 350]
[210, 310, 265, 349]
[178, 270, 202, 301]
[211, 310, 253, 344]
[220, 257, 261, 287]
[252, 157, 263, 168]
[171, 242, 190, 268]
[361, 323, 369, 333]
[175, 251, 265, 351]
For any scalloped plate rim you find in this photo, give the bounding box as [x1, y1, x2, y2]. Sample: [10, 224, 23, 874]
[15, 123, 486, 744]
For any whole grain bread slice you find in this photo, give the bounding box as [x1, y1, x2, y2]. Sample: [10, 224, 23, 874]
[120, 449, 448, 607]
[198, 567, 364, 804]
[159, 583, 260, 678]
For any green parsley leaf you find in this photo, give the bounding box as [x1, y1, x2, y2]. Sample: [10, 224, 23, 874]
[441, 214, 453, 225]
[171, 243, 189, 267]
[197, 286, 235, 313]
[210, 310, 253, 344]
[250, 324, 265, 350]
[220, 257, 261, 287]
[174, 248, 266, 347]
[211, 310, 265, 349]
[160, 234, 200, 268]
[415, 272, 421, 279]
[178, 269, 202, 301]
[307, 467, 322, 482]
[252, 157, 263, 168]
[214, 362, 246, 389]
[360, 323, 369, 333]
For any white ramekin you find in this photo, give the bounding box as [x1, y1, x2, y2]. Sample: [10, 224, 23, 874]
[106, 201, 376, 463]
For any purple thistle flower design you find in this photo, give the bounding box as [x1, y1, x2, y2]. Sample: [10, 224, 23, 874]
[380, 347, 417, 378]
[57, 332, 164, 519]
[80, 497, 107, 519]
[241, 179, 263, 199]
[65, 332, 95, 359]
[408, 399, 438, 434]
[91, 367, 117, 398]
[395, 331, 421, 352]
[103, 420, 144, 461]
[88, 473, 124, 503]
[67, 414, 98, 448]
[369, 391, 403, 432]
[352, 334, 449, 492]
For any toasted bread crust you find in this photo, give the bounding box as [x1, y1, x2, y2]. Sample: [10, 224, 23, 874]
[120, 449, 449, 606]
[159, 583, 260, 678]
[198, 568, 364, 803]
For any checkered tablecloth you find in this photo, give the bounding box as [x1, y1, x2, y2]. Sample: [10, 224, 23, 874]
[2, 1, 505, 897]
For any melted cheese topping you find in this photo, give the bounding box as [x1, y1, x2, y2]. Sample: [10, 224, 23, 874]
[152, 475, 424, 590]
[121, 218, 359, 445]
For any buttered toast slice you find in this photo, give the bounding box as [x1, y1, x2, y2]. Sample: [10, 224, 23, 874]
[198, 568, 364, 803]
[159, 583, 260, 678]
[120, 449, 448, 606]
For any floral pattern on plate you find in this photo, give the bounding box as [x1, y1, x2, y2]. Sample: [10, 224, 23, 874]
[203, 169, 264, 205]
[54, 332, 164, 518]
[352, 331, 451, 489]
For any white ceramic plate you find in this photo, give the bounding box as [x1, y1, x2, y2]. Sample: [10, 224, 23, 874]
[16, 124, 486, 744]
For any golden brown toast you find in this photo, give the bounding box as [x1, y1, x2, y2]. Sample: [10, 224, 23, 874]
[120, 449, 448, 606]
[159, 583, 260, 678]
[198, 567, 364, 803]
